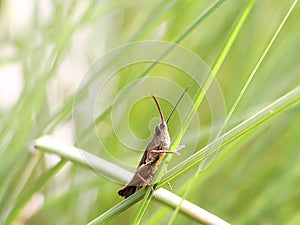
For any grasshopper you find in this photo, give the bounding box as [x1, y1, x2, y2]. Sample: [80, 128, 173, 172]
[118, 86, 190, 198]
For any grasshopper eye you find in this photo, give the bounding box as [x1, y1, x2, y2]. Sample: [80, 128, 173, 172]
[155, 126, 161, 136]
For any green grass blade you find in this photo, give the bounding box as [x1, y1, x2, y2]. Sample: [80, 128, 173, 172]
[167, 1, 298, 222]
[159, 85, 300, 187]
[167, 1, 256, 223]
[88, 187, 230, 225]
[79, 0, 227, 144]
[4, 159, 66, 225]
[223, 0, 298, 128]
[87, 191, 145, 225]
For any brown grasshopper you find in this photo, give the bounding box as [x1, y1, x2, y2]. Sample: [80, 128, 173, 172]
[118, 86, 190, 198]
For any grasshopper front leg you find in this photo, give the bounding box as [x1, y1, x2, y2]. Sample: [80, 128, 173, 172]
[150, 145, 185, 156]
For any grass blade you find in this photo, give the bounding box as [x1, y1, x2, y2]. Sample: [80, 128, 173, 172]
[160, 85, 300, 187]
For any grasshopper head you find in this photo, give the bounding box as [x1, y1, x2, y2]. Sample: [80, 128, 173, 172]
[155, 120, 170, 149]
[150, 86, 191, 150]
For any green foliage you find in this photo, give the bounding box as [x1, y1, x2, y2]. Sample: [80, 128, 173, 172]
[0, 0, 299, 224]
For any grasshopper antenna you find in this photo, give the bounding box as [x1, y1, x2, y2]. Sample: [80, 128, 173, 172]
[151, 95, 164, 123]
[166, 85, 191, 124]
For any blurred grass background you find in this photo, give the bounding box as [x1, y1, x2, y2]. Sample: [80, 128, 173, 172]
[0, 0, 300, 224]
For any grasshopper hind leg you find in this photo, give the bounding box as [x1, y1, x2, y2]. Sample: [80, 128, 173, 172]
[137, 173, 156, 197]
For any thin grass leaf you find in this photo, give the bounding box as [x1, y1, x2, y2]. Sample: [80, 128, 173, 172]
[159, 85, 300, 187]
[43, 1, 180, 138]
[168, 0, 297, 223]
[79, 0, 226, 145]
[4, 159, 66, 225]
